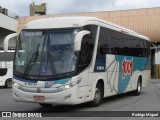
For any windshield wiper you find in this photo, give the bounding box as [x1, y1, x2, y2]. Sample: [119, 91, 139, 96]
[47, 52, 57, 78]
[45, 35, 57, 78]
[23, 44, 40, 77]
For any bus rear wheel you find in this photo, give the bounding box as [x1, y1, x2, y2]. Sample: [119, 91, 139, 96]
[39, 103, 52, 107]
[5, 78, 12, 88]
[133, 79, 142, 96]
[89, 83, 103, 107]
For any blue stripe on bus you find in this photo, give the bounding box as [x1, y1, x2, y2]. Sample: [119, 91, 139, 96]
[53, 78, 70, 84]
[13, 76, 37, 83]
[13, 76, 70, 85]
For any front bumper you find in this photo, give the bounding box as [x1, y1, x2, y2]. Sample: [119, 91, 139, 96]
[13, 85, 78, 105]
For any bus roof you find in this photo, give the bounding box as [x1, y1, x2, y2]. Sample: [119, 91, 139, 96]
[23, 16, 150, 41]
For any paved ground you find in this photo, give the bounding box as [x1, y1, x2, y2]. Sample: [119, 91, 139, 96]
[0, 79, 160, 119]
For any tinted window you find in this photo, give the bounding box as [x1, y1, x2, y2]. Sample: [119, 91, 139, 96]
[0, 68, 7, 76]
[97, 27, 149, 57]
[78, 25, 97, 71]
[98, 27, 110, 55]
[110, 31, 130, 56]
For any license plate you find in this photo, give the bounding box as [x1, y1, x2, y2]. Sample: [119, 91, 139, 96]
[34, 96, 45, 101]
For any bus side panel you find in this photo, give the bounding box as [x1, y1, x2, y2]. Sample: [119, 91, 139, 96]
[141, 70, 150, 87]
[93, 54, 119, 98]
[115, 55, 149, 93]
[94, 54, 150, 98]
[105, 55, 119, 97]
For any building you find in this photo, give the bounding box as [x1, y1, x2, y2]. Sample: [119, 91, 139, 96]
[0, 7, 18, 50]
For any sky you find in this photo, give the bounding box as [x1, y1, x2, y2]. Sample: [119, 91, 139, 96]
[0, 0, 160, 17]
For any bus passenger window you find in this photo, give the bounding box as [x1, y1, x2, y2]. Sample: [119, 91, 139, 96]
[96, 45, 102, 59]
[97, 27, 110, 56]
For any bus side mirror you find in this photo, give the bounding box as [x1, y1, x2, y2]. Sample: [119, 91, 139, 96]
[74, 30, 90, 51]
[4, 33, 18, 52]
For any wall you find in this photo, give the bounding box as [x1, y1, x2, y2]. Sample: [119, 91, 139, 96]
[0, 13, 18, 32]
[0, 28, 15, 50]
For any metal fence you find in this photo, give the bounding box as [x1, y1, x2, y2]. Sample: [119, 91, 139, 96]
[153, 64, 160, 78]
[0, 6, 19, 19]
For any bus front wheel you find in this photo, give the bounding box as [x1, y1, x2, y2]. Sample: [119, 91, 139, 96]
[89, 83, 103, 107]
[5, 78, 12, 88]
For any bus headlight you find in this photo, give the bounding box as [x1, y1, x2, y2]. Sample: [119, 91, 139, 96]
[63, 79, 81, 90]
[57, 79, 81, 91]
[64, 85, 70, 89]
[61, 84, 73, 91]
[13, 82, 22, 89]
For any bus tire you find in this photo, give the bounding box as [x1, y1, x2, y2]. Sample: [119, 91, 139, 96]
[39, 103, 52, 107]
[133, 79, 142, 96]
[89, 83, 103, 107]
[5, 78, 12, 88]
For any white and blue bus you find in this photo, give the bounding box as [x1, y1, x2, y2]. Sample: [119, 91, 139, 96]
[12, 17, 151, 107]
[0, 33, 17, 88]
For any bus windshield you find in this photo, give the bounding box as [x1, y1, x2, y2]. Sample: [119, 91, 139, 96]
[14, 29, 79, 80]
